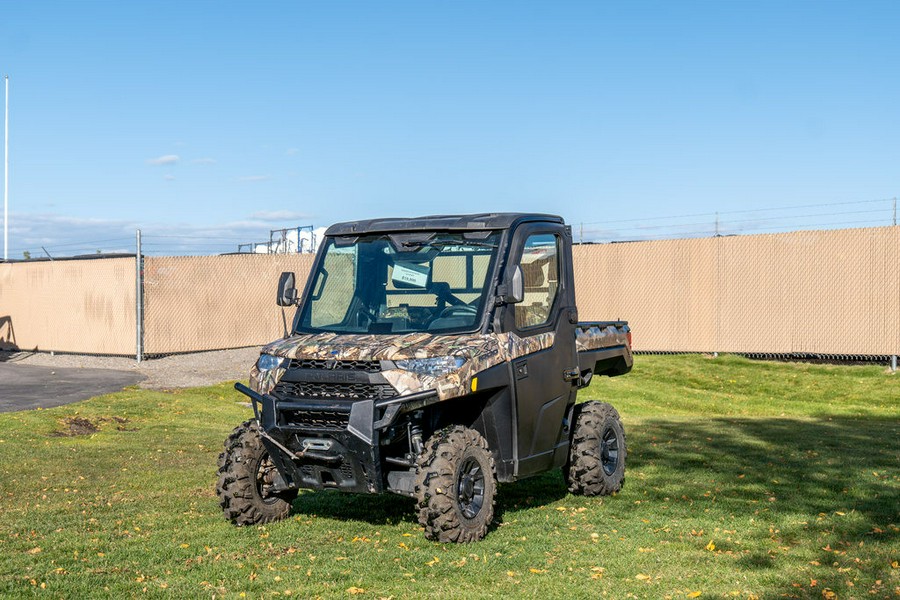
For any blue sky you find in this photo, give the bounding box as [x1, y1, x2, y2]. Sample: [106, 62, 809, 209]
[1, 1, 898, 256]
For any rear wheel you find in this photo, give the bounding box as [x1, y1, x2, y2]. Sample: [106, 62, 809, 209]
[564, 401, 626, 496]
[217, 420, 297, 526]
[415, 426, 497, 543]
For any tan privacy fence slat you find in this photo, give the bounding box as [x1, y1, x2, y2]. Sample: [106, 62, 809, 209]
[0, 257, 136, 354]
[142, 254, 315, 355]
[0, 226, 897, 357]
[574, 226, 899, 356]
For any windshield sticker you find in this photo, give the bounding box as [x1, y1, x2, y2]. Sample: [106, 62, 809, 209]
[392, 263, 429, 288]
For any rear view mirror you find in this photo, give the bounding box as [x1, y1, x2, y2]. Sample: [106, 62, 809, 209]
[277, 272, 298, 306]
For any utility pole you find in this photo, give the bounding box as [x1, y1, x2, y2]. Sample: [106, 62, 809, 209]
[4, 75, 9, 261]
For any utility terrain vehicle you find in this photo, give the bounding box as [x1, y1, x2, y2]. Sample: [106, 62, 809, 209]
[218, 213, 632, 542]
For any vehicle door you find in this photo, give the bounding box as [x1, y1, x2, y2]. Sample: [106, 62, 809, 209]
[503, 224, 579, 477]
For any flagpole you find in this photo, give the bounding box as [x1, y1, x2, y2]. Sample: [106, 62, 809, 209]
[4, 75, 9, 261]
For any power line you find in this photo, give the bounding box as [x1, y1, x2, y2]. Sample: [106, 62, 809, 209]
[581, 197, 894, 226]
[585, 217, 891, 242]
[143, 234, 251, 240]
[595, 207, 892, 234]
[8, 237, 134, 252]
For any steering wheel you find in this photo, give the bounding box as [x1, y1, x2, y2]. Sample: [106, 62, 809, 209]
[439, 305, 478, 318]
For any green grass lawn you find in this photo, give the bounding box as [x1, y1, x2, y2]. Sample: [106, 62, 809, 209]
[0, 354, 897, 599]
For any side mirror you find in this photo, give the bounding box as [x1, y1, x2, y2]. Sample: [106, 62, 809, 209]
[504, 265, 525, 304]
[276, 272, 298, 306]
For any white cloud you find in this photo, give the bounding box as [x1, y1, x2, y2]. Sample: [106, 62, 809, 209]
[147, 154, 180, 166]
[164, 174, 176, 181]
[237, 175, 271, 182]
[286, 148, 299, 155]
[250, 210, 311, 221]
[4, 211, 317, 258]
[191, 157, 217, 165]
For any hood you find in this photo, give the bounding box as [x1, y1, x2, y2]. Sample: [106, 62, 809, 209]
[261, 331, 499, 363]
[252, 329, 556, 400]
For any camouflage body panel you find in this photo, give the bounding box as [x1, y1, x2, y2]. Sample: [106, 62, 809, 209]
[262, 331, 496, 362]
[250, 330, 555, 400]
[575, 322, 630, 352]
[381, 331, 555, 399]
[249, 364, 286, 394]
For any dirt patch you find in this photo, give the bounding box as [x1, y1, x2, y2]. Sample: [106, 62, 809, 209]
[51, 415, 135, 437]
[52, 416, 100, 437]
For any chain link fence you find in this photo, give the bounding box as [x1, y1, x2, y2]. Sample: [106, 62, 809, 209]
[0, 256, 136, 354]
[142, 254, 315, 356]
[2, 226, 898, 360]
[574, 226, 899, 358]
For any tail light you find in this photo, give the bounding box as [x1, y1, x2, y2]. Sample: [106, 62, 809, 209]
[626, 330, 632, 348]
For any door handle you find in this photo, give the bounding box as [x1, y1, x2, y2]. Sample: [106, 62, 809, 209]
[563, 368, 580, 382]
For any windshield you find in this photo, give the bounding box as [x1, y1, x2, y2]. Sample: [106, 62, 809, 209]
[296, 231, 502, 335]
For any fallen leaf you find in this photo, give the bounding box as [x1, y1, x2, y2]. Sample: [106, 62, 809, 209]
[425, 557, 440, 567]
[687, 592, 702, 598]
[706, 541, 716, 552]
[635, 573, 650, 580]
[347, 587, 365, 595]
[529, 568, 546, 574]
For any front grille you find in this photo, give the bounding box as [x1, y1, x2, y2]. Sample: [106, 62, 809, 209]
[274, 381, 398, 401]
[289, 359, 381, 373]
[282, 409, 349, 431]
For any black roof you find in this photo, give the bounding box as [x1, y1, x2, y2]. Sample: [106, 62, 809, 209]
[325, 213, 564, 236]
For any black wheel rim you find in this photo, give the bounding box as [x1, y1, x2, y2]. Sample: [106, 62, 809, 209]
[457, 457, 486, 519]
[255, 454, 281, 505]
[600, 426, 620, 476]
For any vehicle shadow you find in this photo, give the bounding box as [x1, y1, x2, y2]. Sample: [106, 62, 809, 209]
[287, 460, 570, 530]
[290, 487, 417, 527]
[627, 415, 899, 592]
[287, 412, 897, 591]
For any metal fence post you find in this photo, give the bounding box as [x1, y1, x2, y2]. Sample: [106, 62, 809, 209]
[892, 355, 897, 372]
[136, 229, 142, 363]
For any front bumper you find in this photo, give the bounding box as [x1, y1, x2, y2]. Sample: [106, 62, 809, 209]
[235, 382, 437, 494]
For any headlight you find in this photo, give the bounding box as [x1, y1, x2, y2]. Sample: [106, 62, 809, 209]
[256, 354, 288, 371]
[394, 356, 466, 377]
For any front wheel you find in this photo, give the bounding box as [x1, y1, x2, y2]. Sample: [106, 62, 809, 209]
[415, 426, 497, 543]
[564, 401, 626, 496]
[216, 420, 298, 526]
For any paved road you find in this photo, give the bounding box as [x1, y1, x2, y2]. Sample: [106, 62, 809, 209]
[0, 362, 145, 412]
